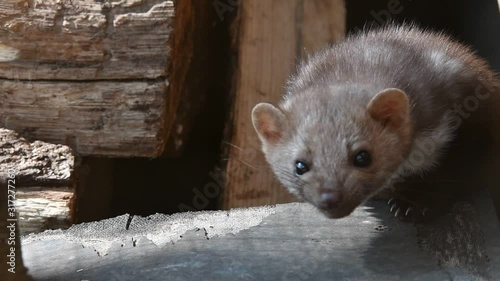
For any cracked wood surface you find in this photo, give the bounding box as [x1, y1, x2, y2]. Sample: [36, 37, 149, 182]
[21, 195, 500, 281]
[0, 0, 173, 80]
[0, 128, 75, 235]
[0, 0, 174, 157]
[0, 79, 167, 156]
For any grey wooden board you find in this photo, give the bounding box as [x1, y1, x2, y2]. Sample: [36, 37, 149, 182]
[21, 193, 500, 281]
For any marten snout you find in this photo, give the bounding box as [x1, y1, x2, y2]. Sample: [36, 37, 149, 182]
[319, 190, 342, 210]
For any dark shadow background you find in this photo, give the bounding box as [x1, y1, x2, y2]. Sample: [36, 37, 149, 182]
[346, 0, 499, 71]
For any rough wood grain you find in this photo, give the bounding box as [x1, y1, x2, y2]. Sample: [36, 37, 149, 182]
[0, 0, 173, 157]
[0, 128, 75, 235]
[0, 79, 167, 157]
[0, 128, 74, 187]
[301, 0, 345, 55]
[16, 187, 74, 235]
[0, 0, 174, 80]
[222, 0, 346, 209]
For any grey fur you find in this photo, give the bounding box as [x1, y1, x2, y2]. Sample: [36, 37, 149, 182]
[252, 25, 499, 218]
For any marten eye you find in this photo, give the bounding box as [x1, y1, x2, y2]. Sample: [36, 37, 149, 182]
[353, 150, 372, 168]
[295, 161, 310, 176]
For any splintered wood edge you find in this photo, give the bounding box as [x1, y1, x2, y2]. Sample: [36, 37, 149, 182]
[16, 187, 76, 235]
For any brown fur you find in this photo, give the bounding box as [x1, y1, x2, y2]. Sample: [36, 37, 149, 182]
[252, 25, 499, 219]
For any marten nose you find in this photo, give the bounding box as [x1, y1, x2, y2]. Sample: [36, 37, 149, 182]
[319, 191, 342, 209]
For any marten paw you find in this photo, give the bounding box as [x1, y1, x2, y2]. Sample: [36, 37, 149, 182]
[387, 197, 433, 223]
[387, 181, 459, 223]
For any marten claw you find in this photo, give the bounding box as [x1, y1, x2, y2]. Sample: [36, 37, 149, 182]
[387, 198, 395, 205]
[394, 208, 401, 217]
[387, 194, 439, 222]
[387, 198, 424, 222]
[390, 204, 396, 212]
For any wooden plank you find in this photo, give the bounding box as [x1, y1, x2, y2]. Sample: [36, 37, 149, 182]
[301, 0, 345, 55]
[222, 0, 346, 209]
[20, 195, 500, 280]
[222, 0, 299, 209]
[0, 0, 174, 80]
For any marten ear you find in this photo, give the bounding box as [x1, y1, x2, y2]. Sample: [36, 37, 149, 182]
[367, 88, 410, 129]
[252, 103, 287, 145]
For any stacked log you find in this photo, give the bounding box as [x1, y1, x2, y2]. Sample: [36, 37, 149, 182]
[0, 0, 175, 157]
[0, 128, 75, 235]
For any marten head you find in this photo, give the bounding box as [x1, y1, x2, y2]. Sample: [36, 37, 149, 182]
[252, 86, 413, 218]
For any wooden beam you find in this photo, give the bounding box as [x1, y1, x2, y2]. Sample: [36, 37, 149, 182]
[301, 0, 345, 55]
[222, 0, 346, 209]
[16, 187, 74, 235]
[19, 195, 500, 280]
[0, 79, 166, 157]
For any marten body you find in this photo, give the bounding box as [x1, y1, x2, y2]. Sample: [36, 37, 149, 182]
[252, 25, 499, 219]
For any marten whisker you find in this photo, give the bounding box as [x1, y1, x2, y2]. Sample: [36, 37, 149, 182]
[223, 141, 244, 151]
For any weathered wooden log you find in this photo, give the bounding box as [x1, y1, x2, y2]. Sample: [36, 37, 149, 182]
[221, 0, 346, 209]
[0, 0, 173, 80]
[0, 0, 174, 157]
[0, 128, 75, 235]
[0, 79, 167, 157]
